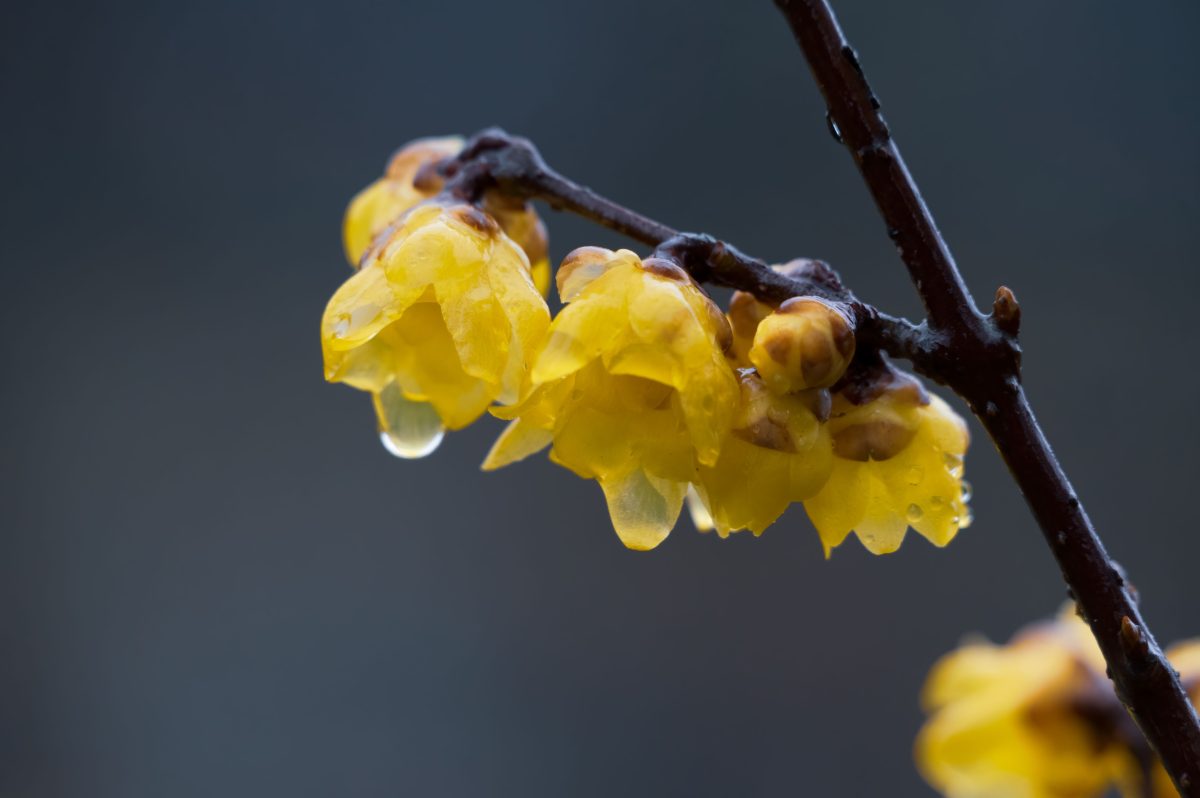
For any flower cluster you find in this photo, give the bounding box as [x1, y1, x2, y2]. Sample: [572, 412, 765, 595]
[321, 137, 973, 554]
[918, 607, 1200, 798]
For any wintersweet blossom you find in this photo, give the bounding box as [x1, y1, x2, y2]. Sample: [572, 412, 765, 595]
[804, 371, 971, 555]
[485, 247, 738, 550]
[919, 607, 1200, 798]
[322, 201, 549, 456]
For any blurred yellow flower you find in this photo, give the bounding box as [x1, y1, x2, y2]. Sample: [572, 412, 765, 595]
[918, 608, 1200, 798]
[484, 247, 739, 550]
[322, 201, 549, 457]
[342, 136, 551, 293]
[803, 372, 971, 555]
[692, 371, 833, 536]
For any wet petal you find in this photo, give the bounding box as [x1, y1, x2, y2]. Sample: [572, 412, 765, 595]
[600, 468, 686, 551]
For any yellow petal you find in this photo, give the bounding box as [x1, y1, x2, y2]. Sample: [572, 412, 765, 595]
[600, 468, 686, 551]
[482, 418, 553, 471]
[556, 246, 623, 302]
[389, 303, 493, 429]
[322, 262, 413, 352]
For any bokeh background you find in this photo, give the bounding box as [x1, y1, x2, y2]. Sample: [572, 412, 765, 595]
[3, 1, 1198, 795]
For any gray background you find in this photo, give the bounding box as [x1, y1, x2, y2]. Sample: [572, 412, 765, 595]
[3, 0, 1198, 795]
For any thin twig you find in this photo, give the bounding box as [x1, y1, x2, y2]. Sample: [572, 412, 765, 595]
[442, 131, 932, 368]
[774, 0, 1200, 790]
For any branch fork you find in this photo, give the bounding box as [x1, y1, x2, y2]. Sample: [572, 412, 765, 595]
[422, 2, 1199, 787]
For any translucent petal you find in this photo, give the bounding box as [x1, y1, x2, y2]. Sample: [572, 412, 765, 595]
[482, 418, 553, 471]
[438, 270, 510, 386]
[530, 258, 551, 297]
[556, 247, 626, 302]
[343, 179, 395, 266]
[600, 469, 686, 551]
[530, 292, 624, 384]
[380, 209, 486, 290]
[804, 460, 869, 556]
[390, 304, 492, 429]
[323, 330, 395, 391]
[321, 263, 413, 352]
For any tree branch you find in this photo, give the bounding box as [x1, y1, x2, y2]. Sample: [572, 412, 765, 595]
[774, 0, 1200, 791]
[442, 130, 933, 369]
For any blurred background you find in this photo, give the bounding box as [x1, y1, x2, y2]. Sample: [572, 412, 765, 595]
[3, 0, 1198, 795]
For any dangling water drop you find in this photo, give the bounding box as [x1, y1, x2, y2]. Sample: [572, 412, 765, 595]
[961, 479, 973, 502]
[943, 452, 964, 478]
[685, 486, 714, 533]
[373, 382, 444, 459]
[906, 503, 924, 523]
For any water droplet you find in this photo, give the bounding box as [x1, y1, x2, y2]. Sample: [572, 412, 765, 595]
[685, 486, 714, 533]
[961, 480, 973, 502]
[906, 503, 923, 523]
[906, 466, 924, 486]
[374, 382, 444, 459]
[931, 495, 945, 508]
[825, 111, 843, 143]
[943, 452, 964, 478]
[332, 313, 351, 338]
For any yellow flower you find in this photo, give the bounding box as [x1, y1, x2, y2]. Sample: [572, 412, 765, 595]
[342, 136, 551, 294]
[691, 371, 834, 536]
[322, 201, 550, 457]
[803, 372, 970, 555]
[342, 137, 462, 266]
[916, 608, 1200, 798]
[484, 246, 739, 550]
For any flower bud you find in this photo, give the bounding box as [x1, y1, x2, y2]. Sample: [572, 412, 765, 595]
[749, 297, 855, 392]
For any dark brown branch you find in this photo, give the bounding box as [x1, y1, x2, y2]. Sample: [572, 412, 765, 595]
[774, 0, 1200, 791]
[442, 130, 933, 369]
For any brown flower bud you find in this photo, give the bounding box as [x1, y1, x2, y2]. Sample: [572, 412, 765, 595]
[749, 297, 855, 392]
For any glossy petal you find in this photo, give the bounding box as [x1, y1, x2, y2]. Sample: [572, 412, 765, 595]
[322, 202, 550, 449]
[805, 382, 970, 555]
[600, 468, 687, 551]
[492, 247, 737, 549]
[696, 373, 833, 536]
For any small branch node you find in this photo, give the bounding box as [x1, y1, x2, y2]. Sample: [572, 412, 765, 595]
[992, 285, 1021, 336]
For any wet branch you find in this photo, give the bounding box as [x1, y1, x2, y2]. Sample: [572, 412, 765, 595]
[775, 0, 1200, 791]
[438, 7, 1200, 783]
[444, 117, 1198, 791]
[442, 130, 934, 369]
